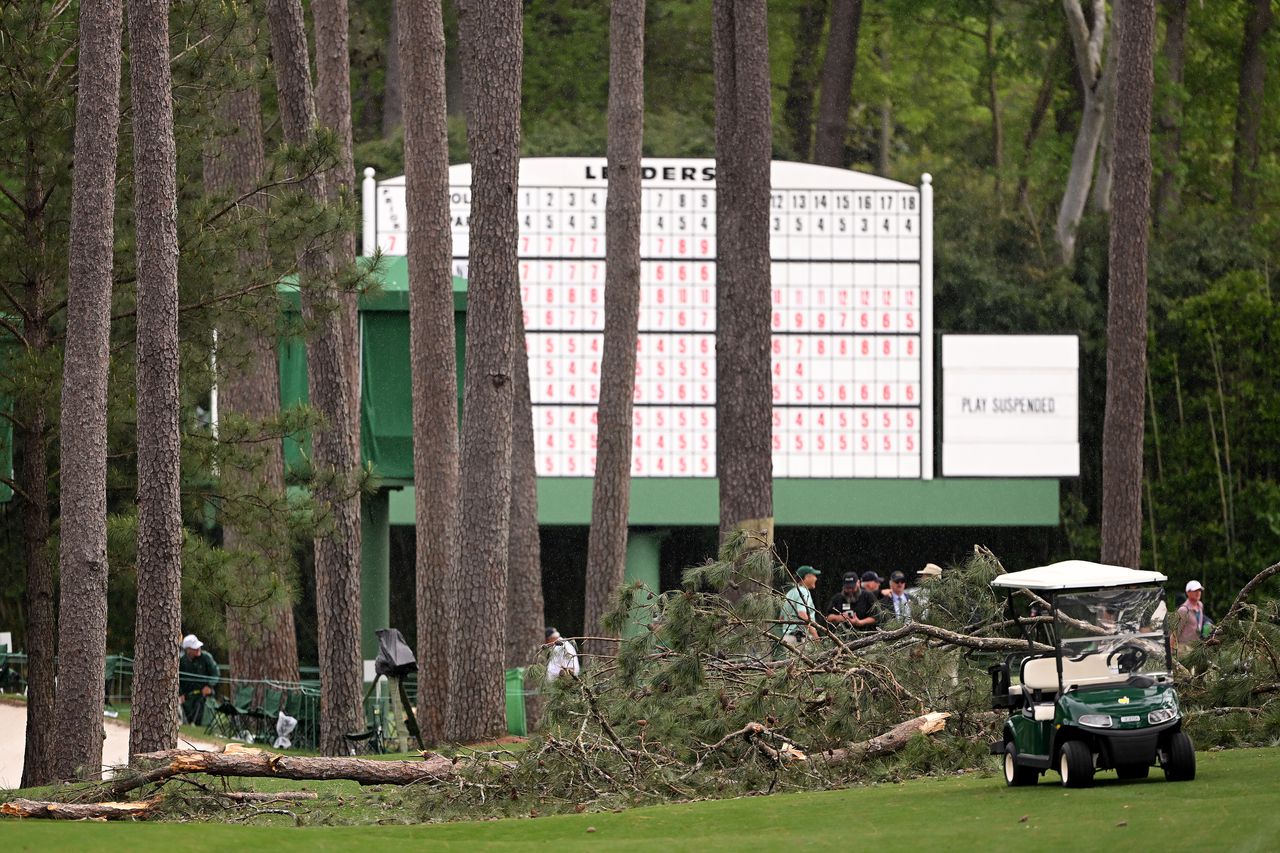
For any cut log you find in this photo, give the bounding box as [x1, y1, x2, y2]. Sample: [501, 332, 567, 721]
[1, 797, 161, 820]
[113, 746, 458, 796]
[817, 712, 951, 763]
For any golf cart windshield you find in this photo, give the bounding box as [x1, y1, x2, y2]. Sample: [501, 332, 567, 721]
[1053, 587, 1168, 675]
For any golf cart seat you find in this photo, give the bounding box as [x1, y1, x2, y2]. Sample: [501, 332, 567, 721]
[1021, 652, 1124, 693]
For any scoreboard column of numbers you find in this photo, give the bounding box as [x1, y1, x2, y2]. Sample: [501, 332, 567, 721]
[368, 158, 933, 480]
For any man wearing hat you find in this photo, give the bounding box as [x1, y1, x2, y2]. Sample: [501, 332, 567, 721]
[1173, 580, 1212, 655]
[855, 571, 886, 630]
[178, 634, 219, 725]
[827, 572, 878, 631]
[782, 566, 821, 646]
[885, 571, 914, 621]
[544, 627, 579, 679]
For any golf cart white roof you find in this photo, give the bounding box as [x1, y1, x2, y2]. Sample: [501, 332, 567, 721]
[990, 560, 1168, 591]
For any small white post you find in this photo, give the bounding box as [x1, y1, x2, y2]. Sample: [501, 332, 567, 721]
[920, 173, 934, 481]
[361, 166, 377, 257]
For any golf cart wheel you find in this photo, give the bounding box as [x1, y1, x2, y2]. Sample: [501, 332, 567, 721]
[1162, 732, 1196, 782]
[1059, 740, 1095, 788]
[1004, 745, 1039, 787]
[1115, 763, 1150, 780]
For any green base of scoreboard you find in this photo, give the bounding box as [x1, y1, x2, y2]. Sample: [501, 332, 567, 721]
[387, 477, 1060, 528]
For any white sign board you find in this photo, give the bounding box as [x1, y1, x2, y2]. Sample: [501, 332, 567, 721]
[363, 158, 934, 480]
[941, 335, 1079, 477]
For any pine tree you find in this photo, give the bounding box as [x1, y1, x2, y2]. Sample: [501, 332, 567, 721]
[128, 0, 183, 756]
[449, 0, 524, 743]
[265, 0, 365, 756]
[1101, 0, 1155, 569]
[583, 0, 645, 662]
[712, 0, 774, 543]
[399, 0, 461, 746]
[53, 0, 124, 780]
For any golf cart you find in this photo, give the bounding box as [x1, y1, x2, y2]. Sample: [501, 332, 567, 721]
[988, 561, 1195, 788]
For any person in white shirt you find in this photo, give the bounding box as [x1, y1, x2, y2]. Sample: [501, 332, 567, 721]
[545, 627, 579, 680]
[886, 571, 913, 621]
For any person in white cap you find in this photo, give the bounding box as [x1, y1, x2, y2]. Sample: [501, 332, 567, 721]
[1172, 581, 1211, 655]
[178, 634, 219, 725]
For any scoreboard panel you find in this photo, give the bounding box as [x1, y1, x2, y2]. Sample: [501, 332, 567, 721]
[363, 158, 934, 480]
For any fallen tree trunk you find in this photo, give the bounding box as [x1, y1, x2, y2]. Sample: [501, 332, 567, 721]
[1, 797, 161, 820]
[110, 746, 458, 797]
[817, 712, 951, 763]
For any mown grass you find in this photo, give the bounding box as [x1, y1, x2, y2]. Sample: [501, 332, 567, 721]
[3, 746, 1278, 851]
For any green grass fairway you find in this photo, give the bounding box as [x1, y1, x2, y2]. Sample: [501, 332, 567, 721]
[5, 747, 1278, 851]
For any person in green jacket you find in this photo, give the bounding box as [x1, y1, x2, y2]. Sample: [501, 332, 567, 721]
[178, 634, 219, 725]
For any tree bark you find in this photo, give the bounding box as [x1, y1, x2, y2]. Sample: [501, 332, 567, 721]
[53, 0, 123, 782]
[448, 0, 524, 744]
[122, 747, 456, 788]
[781, 0, 829, 161]
[1016, 39, 1064, 211]
[1055, 0, 1107, 266]
[384, 0, 404, 136]
[203, 18, 301, 687]
[583, 0, 645, 663]
[313, 0, 361, 457]
[399, 0, 460, 747]
[713, 0, 774, 542]
[1153, 0, 1188, 228]
[1230, 0, 1273, 211]
[0, 798, 161, 821]
[18, 145, 56, 789]
[813, 0, 863, 167]
[1100, 0, 1155, 571]
[507, 294, 545, 686]
[129, 0, 183, 758]
[266, 0, 365, 756]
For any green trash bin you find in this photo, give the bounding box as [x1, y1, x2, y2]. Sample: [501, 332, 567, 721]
[505, 667, 527, 737]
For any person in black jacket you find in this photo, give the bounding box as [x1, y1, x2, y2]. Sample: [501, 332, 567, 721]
[827, 572, 877, 631]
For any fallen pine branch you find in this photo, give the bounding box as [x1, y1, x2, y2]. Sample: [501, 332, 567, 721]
[1206, 560, 1280, 645]
[1, 797, 161, 820]
[222, 791, 319, 803]
[817, 712, 951, 764]
[112, 745, 458, 797]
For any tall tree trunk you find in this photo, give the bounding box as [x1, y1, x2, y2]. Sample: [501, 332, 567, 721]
[18, 171, 55, 786]
[1055, 0, 1107, 266]
[399, 0, 459, 747]
[53, 0, 123, 781]
[313, 0, 361, 458]
[448, 0, 523, 744]
[1101, 0, 1155, 570]
[129, 0, 183, 758]
[1230, 0, 1273, 211]
[1091, 29, 1118, 213]
[583, 0, 645, 663]
[203, 20, 300, 687]
[266, 0, 365, 757]
[782, 0, 829, 161]
[1153, 0, 1188, 228]
[507, 294, 544, 681]
[813, 0, 863, 167]
[713, 0, 774, 542]
[384, 0, 404, 136]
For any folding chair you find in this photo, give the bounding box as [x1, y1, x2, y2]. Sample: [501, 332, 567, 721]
[207, 683, 258, 741]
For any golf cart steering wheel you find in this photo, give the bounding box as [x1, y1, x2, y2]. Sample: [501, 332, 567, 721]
[1106, 644, 1149, 673]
